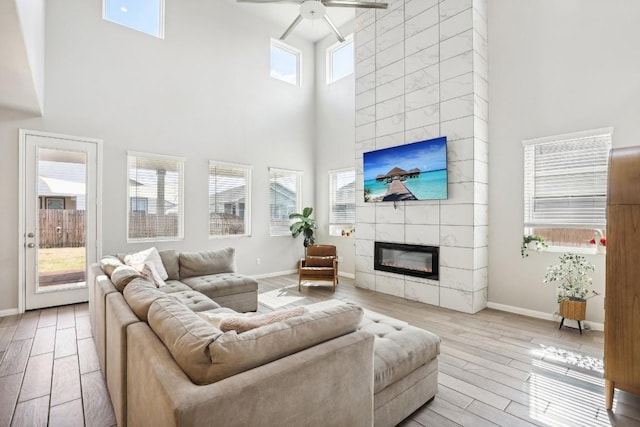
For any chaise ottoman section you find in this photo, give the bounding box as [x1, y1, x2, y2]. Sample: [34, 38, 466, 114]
[359, 310, 440, 427]
[181, 273, 258, 312]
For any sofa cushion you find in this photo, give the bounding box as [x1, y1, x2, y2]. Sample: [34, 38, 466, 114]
[305, 256, 334, 267]
[110, 265, 145, 292]
[181, 273, 258, 299]
[123, 278, 170, 321]
[159, 280, 192, 294]
[159, 250, 180, 280]
[172, 291, 220, 312]
[358, 310, 440, 393]
[179, 248, 235, 279]
[147, 299, 364, 385]
[124, 247, 169, 281]
[100, 256, 124, 278]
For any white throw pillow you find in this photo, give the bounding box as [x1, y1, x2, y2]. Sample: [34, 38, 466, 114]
[124, 247, 169, 281]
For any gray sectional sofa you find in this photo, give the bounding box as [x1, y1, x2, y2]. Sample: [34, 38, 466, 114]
[89, 247, 440, 427]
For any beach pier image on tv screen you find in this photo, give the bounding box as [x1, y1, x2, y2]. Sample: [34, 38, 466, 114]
[363, 136, 447, 202]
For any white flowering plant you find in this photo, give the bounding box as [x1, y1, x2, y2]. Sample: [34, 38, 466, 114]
[543, 253, 599, 303]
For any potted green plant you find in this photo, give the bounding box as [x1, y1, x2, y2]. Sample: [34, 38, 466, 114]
[521, 234, 547, 257]
[289, 207, 318, 249]
[543, 252, 599, 333]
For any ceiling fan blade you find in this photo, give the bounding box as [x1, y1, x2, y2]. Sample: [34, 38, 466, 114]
[280, 14, 304, 40]
[323, 14, 346, 43]
[323, 1, 388, 9]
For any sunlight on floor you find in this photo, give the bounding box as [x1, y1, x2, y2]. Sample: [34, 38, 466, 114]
[533, 345, 604, 373]
[258, 286, 306, 309]
[527, 345, 615, 427]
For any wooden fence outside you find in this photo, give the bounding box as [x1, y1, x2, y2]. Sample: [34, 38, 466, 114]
[209, 213, 245, 236]
[39, 209, 86, 248]
[128, 213, 179, 239]
[532, 228, 602, 247]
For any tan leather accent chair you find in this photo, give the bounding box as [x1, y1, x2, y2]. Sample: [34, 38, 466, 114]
[298, 245, 338, 292]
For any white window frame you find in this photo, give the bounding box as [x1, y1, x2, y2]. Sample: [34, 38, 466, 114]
[127, 151, 185, 242]
[102, 0, 165, 39]
[326, 34, 354, 84]
[328, 168, 356, 236]
[208, 160, 252, 239]
[270, 38, 302, 87]
[523, 127, 613, 253]
[269, 167, 302, 236]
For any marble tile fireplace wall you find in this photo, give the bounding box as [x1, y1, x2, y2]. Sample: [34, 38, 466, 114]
[353, 0, 489, 314]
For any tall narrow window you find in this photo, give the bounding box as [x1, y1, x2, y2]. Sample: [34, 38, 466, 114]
[103, 0, 164, 38]
[270, 39, 301, 86]
[329, 169, 356, 236]
[127, 152, 184, 241]
[269, 168, 302, 236]
[523, 128, 612, 250]
[209, 161, 251, 238]
[327, 35, 354, 84]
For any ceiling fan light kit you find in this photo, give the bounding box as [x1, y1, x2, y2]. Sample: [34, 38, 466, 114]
[238, 0, 388, 42]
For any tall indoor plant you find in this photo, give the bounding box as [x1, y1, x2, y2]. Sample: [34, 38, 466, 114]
[543, 253, 598, 332]
[289, 207, 318, 249]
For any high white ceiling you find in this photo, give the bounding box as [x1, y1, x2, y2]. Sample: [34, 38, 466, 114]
[223, 0, 356, 42]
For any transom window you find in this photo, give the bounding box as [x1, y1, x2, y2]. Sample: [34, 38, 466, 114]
[209, 161, 251, 238]
[127, 152, 184, 241]
[327, 35, 354, 84]
[270, 39, 301, 86]
[523, 128, 612, 251]
[269, 167, 302, 236]
[329, 168, 355, 236]
[103, 0, 164, 38]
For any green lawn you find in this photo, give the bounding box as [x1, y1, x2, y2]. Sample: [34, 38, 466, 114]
[39, 247, 86, 272]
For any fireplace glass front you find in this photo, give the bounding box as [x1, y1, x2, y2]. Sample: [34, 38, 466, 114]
[374, 242, 439, 280]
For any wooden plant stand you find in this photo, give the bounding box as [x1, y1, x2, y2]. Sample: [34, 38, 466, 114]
[558, 299, 586, 335]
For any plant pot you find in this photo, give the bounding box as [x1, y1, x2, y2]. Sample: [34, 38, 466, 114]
[559, 299, 586, 321]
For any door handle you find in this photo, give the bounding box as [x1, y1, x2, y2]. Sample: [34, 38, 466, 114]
[27, 232, 35, 238]
[27, 243, 35, 248]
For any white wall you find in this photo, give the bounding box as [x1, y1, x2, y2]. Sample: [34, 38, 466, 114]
[314, 21, 357, 277]
[0, 0, 317, 311]
[488, 0, 640, 324]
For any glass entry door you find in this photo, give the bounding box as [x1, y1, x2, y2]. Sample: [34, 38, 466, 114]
[22, 131, 100, 310]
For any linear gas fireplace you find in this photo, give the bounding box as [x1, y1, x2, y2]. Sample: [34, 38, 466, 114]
[374, 242, 439, 280]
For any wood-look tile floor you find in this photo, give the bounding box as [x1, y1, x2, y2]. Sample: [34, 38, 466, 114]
[0, 303, 115, 427]
[1, 275, 638, 426]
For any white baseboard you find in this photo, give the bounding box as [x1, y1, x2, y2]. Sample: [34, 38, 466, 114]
[0, 308, 19, 318]
[339, 272, 355, 279]
[487, 302, 604, 332]
[252, 270, 297, 280]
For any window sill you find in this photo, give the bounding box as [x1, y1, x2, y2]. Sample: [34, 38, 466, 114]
[545, 245, 604, 255]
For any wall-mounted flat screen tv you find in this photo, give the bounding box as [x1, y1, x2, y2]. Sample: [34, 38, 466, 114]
[363, 136, 447, 202]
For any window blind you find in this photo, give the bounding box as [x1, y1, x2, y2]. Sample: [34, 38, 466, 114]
[523, 131, 611, 229]
[128, 153, 184, 240]
[209, 161, 251, 237]
[329, 169, 355, 235]
[269, 168, 301, 236]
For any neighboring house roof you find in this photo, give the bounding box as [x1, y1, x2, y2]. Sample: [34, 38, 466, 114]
[335, 180, 355, 204]
[269, 182, 296, 202]
[209, 185, 247, 206]
[39, 176, 85, 196]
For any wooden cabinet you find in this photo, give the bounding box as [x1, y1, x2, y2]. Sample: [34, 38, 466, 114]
[605, 146, 640, 410]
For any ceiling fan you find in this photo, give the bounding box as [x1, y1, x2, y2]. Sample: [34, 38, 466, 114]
[237, 0, 388, 42]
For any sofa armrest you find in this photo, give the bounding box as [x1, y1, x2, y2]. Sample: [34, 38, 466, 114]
[127, 322, 374, 427]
